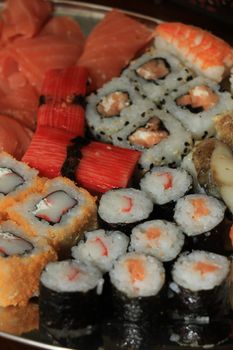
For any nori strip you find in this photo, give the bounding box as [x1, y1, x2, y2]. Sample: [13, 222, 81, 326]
[39, 281, 102, 331]
[61, 137, 90, 181]
[168, 279, 230, 320]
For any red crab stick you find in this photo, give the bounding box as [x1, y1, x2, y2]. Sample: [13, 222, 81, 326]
[75, 141, 141, 193]
[23, 126, 75, 178]
[40, 65, 88, 103]
[37, 104, 85, 136]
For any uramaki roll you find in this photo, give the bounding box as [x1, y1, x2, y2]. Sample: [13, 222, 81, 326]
[0, 220, 57, 307]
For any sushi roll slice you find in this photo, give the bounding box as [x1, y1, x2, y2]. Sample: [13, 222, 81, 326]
[39, 260, 104, 333]
[165, 77, 233, 139]
[0, 152, 42, 212]
[98, 188, 153, 232]
[7, 177, 97, 256]
[86, 76, 154, 143]
[174, 194, 225, 236]
[71, 229, 129, 273]
[169, 250, 230, 319]
[0, 220, 57, 307]
[122, 47, 193, 103]
[140, 166, 192, 205]
[129, 220, 184, 262]
[109, 252, 165, 323]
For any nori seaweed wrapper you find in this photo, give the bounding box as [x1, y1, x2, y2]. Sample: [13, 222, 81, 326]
[39, 281, 102, 332]
[168, 279, 230, 320]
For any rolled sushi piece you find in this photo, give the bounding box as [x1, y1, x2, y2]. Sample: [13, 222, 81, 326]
[0, 152, 42, 212]
[0, 220, 57, 307]
[98, 188, 153, 232]
[140, 166, 192, 205]
[122, 47, 193, 103]
[165, 77, 233, 139]
[7, 177, 97, 256]
[39, 260, 104, 333]
[129, 220, 184, 263]
[0, 303, 39, 335]
[71, 229, 129, 273]
[169, 250, 230, 319]
[109, 252, 165, 323]
[86, 76, 154, 143]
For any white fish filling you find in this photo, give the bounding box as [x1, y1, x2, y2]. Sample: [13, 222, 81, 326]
[172, 251, 230, 291]
[0, 231, 33, 257]
[0, 167, 24, 195]
[98, 188, 153, 224]
[33, 190, 77, 224]
[140, 166, 192, 205]
[130, 220, 184, 262]
[110, 252, 165, 298]
[174, 194, 225, 236]
[72, 229, 129, 272]
[41, 260, 104, 293]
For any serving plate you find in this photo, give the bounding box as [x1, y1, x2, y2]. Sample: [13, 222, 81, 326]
[0, 1, 232, 350]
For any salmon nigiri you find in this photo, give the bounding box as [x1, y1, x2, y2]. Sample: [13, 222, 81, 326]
[154, 22, 233, 82]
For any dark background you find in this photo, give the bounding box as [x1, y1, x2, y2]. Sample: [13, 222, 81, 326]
[0, 0, 232, 349]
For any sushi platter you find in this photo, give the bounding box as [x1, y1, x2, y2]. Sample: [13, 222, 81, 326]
[0, 0, 233, 350]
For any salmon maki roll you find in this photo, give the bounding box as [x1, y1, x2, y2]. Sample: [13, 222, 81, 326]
[7, 177, 97, 256]
[154, 22, 233, 83]
[0, 220, 57, 307]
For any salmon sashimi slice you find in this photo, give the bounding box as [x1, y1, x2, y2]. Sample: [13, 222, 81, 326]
[0, 114, 32, 160]
[154, 22, 233, 82]
[78, 9, 152, 91]
[9, 35, 84, 92]
[1, 0, 53, 41]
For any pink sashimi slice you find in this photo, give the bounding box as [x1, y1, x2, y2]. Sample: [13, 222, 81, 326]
[0, 114, 32, 160]
[78, 9, 152, 91]
[1, 0, 53, 42]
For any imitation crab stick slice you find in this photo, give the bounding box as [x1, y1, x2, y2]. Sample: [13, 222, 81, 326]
[194, 261, 220, 275]
[74, 141, 141, 194]
[191, 198, 210, 219]
[154, 22, 233, 82]
[126, 258, 145, 284]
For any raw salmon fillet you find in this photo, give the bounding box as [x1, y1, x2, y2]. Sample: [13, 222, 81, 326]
[1, 0, 53, 41]
[78, 9, 152, 90]
[154, 22, 233, 82]
[0, 114, 32, 159]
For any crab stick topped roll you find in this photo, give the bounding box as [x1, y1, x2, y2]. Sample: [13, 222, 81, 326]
[174, 194, 225, 236]
[165, 77, 233, 139]
[140, 166, 192, 205]
[7, 177, 97, 256]
[86, 76, 154, 143]
[0, 152, 42, 212]
[72, 229, 129, 272]
[98, 188, 153, 231]
[154, 22, 233, 83]
[109, 252, 165, 322]
[40, 260, 104, 333]
[0, 221, 57, 307]
[123, 47, 193, 102]
[169, 251, 230, 319]
[130, 220, 184, 262]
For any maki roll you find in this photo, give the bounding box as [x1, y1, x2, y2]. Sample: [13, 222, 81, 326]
[165, 77, 233, 139]
[129, 220, 184, 263]
[98, 188, 153, 232]
[71, 229, 129, 273]
[0, 152, 42, 212]
[140, 166, 192, 219]
[169, 250, 230, 319]
[174, 194, 228, 253]
[7, 177, 97, 256]
[86, 76, 154, 143]
[39, 260, 104, 333]
[122, 47, 193, 103]
[0, 220, 57, 307]
[109, 252, 165, 323]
